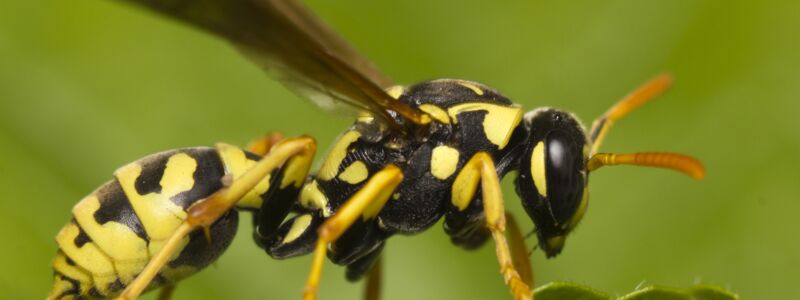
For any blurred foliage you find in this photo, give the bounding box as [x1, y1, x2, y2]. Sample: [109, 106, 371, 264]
[1, 0, 799, 299]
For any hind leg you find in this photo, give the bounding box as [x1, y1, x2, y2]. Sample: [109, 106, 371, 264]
[115, 137, 317, 300]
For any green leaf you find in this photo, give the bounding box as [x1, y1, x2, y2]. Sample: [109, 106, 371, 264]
[620, 286, 691, 300]
[534, 282, 610, 300]
[533, 282, 738, 300]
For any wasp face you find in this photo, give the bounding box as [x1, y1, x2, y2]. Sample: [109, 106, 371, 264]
[515, 108, 590, 258]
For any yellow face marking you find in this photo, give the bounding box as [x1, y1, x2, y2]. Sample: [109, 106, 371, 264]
[300, 180, 331, 217]
[217, 143, 271, 209]
[430, 145, 460, 180]
[456, 81, 485, 95]
[385, 85, 405, 99]
[338, 161, 369, 184]
[531, 141, 548, 197]
[283, 214, 313, 244]
[448, 103, 523, 149]
[567, 187, 589, 231]
[318, 130, 362, 181]
[418, 104, 452, 124]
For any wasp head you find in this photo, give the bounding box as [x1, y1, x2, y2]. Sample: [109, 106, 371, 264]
[514, 108, 590, 258]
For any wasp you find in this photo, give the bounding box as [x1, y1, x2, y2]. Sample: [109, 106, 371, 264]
[47, 0, 705, 299]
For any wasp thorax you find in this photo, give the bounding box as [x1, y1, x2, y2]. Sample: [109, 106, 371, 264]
[514, 108, 590, 258]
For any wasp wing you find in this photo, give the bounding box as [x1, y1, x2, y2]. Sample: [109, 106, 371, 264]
[121, 0, 430, 127]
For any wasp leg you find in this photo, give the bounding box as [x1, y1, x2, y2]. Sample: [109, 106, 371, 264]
[156, 284, 176, 300]
[303, 165, 403, 300]
[451, 152, 533, 300]
[248, 132, 286, 155]
[114, 136, 317, 300]
[363, 252, 382, 300]
[506, 213, 533, 287]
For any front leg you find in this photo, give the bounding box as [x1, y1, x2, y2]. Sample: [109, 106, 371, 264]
[451, 152, 533, 300]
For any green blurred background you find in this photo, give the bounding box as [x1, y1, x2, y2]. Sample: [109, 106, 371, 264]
[1, 0, 798, 299]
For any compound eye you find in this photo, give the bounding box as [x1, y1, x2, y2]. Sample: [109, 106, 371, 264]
[546, 131, 577, 182]
[545, 130, 584, 224]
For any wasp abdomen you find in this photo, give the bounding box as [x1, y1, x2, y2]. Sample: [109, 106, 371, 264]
[49, 146, 256, 299]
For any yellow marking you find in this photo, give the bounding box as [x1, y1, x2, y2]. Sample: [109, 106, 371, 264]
[280, 148, 314, 189]
[52, 251, 93, 286]
[217, 143, 272, 209]
[338, 161, 369, 184]
[418, 104, 451, 124]
[318, 130, 361, 181]
[456, 81, 484, 95]
[56, 223, 115, 276]
[50, 273, 89, 299]
[392, 193, 400, 200]
[546, 235, 565, 252]
[567, 188, 589, 231]
[72, 194, 149, 282]
[583, 144, 591, 160]
[430, 145, 460, 180]
[300, 180, 331, 216]
[357, 115, 376, 124]
[115, 155, 193, 242]
[447, 103, 523, 149]
[114, 152, 203, 282]
[55, 222, 118, 292]
[385, 85, 405, 99]
[72, 194, 148, 261]
[283, 214, 313, 244]
[531, 141, 548, 197]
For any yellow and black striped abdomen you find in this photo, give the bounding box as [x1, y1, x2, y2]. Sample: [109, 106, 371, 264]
[50, 145, 264, 299]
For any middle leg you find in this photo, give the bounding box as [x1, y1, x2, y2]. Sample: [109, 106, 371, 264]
[302, 164, 404, 300]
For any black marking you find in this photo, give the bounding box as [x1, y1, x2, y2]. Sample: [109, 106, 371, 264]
[88, 286, 104, 298]
[244, 150, 262, 162]
[169, 148, 226, 209]
[400, 80, 511, 108]
[72, 221, 91, 248]
[134, 154, 169, 195]
[255, 169, 302, 240]
[53, 272, 81, 299]
[345, 242, 384, 282]
[168, 210, 238, 271]
[264, 213, 323, 259]
[65, 256, 76, 266]
[93, 180, 149, 242]
[329, 219, 386, 265]
[105, 279, 125, 296]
